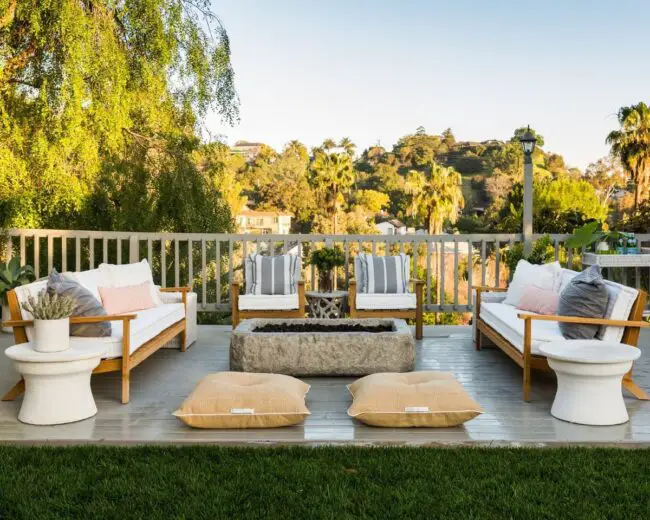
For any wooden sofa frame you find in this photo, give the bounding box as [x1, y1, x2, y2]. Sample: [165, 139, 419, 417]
[2, 286, 191, 405]
[230, 281, 306, 329]
[474, 285, 650, 402]
[349, 279, 424, 340]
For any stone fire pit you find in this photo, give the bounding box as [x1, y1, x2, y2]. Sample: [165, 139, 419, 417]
[230, 318, 415, 376]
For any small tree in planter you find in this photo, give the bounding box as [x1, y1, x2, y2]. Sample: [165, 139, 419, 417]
[0, 258, 35, 332]
[21, 291, 76, 353]
[310, 247, 345, 292]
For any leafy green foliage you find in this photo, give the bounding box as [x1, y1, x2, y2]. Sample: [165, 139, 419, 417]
[309, 247, 345, 272]
[21, 290, 76, 320]
[503, 235, 556, 276]
[0, 0, 238, 232]
[0, 257, 34, 305]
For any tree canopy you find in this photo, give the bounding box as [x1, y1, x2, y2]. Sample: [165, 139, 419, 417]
[0, 0, 238, 231]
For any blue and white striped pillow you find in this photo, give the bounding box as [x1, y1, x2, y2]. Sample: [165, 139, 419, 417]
[358, 254, 410, 294]
[246, 254, 300, 295]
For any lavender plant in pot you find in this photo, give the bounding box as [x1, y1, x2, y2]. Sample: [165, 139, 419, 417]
[21, 291, 76, 353]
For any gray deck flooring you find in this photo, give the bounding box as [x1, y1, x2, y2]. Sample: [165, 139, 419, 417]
[1, 325, 649, 446]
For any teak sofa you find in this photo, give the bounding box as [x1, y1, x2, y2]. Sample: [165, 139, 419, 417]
[474, 268, 649, 402]
[2, 261, 197, 404]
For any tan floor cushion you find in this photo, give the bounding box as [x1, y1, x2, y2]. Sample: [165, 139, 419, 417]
[173, 372, 310, 428]
[347, 372, 483, 427]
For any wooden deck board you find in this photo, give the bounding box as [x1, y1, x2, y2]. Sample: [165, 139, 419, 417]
[0, 325, 649, 445]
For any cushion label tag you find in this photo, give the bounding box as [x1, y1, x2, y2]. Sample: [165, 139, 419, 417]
[230, 408, 255, 415]
[405, 406, 429, 413]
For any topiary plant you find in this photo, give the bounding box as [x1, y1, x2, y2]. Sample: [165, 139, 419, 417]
[310, 247, 345, 292]
[21, 290, 76, 320]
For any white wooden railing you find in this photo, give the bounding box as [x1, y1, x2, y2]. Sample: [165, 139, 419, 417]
[4, 229, 650, 314]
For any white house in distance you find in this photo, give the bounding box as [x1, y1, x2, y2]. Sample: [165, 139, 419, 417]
[375, 219, 408, 235]
[236, 207, 292, 235]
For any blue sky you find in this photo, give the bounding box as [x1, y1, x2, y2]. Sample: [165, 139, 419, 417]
[209, 0, 650, 168]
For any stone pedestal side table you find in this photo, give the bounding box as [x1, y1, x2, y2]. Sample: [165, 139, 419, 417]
[540, 340, 641, 426]
[305, 291, 348, 319]
[5, 343, 107, 425]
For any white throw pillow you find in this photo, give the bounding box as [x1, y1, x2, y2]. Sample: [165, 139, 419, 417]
[99, 259, 162, 306]
[503, 260, 562, 307]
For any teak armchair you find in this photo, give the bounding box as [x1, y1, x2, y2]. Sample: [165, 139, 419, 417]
[348, 279, 424, 340]
[474, 285, 649, 402]
[230, 281, 306, 328]
[2, 286, 191, 404]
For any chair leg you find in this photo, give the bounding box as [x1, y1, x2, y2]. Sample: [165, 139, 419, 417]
[523, 362, 532, 402]
[2, 379, 25, 401]
[180, 323, 187, 353]
[121, 370, 130, 404]
[415, 313, 423, 340]
[476, 329, 482, 351]
[623, 377, 650, 400]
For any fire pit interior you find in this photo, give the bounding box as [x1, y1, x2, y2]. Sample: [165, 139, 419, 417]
[230, 318, 415, 376]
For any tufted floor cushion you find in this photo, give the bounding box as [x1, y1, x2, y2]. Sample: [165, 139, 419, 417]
[347, 372, 483, 427]
[173, 372, 310, 429]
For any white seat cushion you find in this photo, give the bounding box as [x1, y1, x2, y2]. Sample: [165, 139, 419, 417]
[239, 294, 299, 311]
[480, 302, 565, 355]
[68, 303, 186, 359]
[356, 293, 416, 310]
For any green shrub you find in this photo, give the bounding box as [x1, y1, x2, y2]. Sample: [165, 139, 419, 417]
[503, 235, 555, 279]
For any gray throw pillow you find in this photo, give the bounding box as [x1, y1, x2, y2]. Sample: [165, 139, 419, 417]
[47, 269, 112, 337]
[557, 265, 608, 339]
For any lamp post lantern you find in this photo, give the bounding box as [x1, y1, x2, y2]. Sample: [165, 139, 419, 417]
[520, 126, 537, 256]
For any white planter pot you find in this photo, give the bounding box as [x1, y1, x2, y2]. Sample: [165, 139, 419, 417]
[33, 318, 70, 353]
[595, 241, 609, 253]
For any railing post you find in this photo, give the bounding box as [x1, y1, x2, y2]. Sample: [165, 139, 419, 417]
[129, 235, 139, 264]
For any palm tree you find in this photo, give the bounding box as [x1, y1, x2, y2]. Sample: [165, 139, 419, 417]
[339, 137, 356, 157]
[405, 162, 464, 234]
[322, 138, 336, 152]
[284, 140, 309, 163]
[310, 152, 355, 233]
[606, 102, 650, 210]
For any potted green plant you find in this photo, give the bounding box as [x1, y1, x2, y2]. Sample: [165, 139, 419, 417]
[565, 222, 621, 253]
[0, 258, 35, 332]
[21, 291, 76, 353]
[310, 247, 345, 293]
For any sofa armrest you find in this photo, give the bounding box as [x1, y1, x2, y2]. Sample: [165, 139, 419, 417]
[3, 314, 137, 328]
[159, 286, 191, 293]
[517, 313, 650, 328]
[473, 285, 508, 293]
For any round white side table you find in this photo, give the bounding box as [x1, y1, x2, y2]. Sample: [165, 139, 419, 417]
[5, 343, 107, 425]
[539, 340, 641, 426]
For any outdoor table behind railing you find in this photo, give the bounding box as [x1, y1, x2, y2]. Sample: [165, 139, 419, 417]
[5, 229, 650, 315]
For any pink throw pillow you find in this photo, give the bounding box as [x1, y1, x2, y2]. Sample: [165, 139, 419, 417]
[516, 285, 559, 315]
[98, 282, 157, 314]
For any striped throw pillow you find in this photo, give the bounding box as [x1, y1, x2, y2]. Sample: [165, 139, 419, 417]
[247, 254, 300, 295]
[358, 254, 410, 294]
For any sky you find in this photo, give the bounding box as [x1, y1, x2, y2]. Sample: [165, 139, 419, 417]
[208, 0, 650, 169]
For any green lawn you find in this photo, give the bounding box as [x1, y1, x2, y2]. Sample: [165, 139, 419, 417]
[0, 446, 648, 519]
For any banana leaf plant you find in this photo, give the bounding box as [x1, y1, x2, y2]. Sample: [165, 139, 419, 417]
[0, 257, 35, 306]
[565, 222, 621, 251]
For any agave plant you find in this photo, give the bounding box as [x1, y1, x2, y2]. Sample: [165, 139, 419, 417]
[0, 257, 35, 305]
[21, 291, 76, 320]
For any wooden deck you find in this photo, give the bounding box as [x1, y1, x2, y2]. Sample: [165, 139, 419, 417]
[1, 326, 649, 446]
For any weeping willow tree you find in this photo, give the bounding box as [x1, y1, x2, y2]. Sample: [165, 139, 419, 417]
[0, 0, 239, 232]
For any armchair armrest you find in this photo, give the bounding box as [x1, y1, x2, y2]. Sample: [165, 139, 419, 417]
[473, 285, 508, 293]
[3, 314, 137, 328]
[517, 313, 650, 328]
[159, 286, 191, 293]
